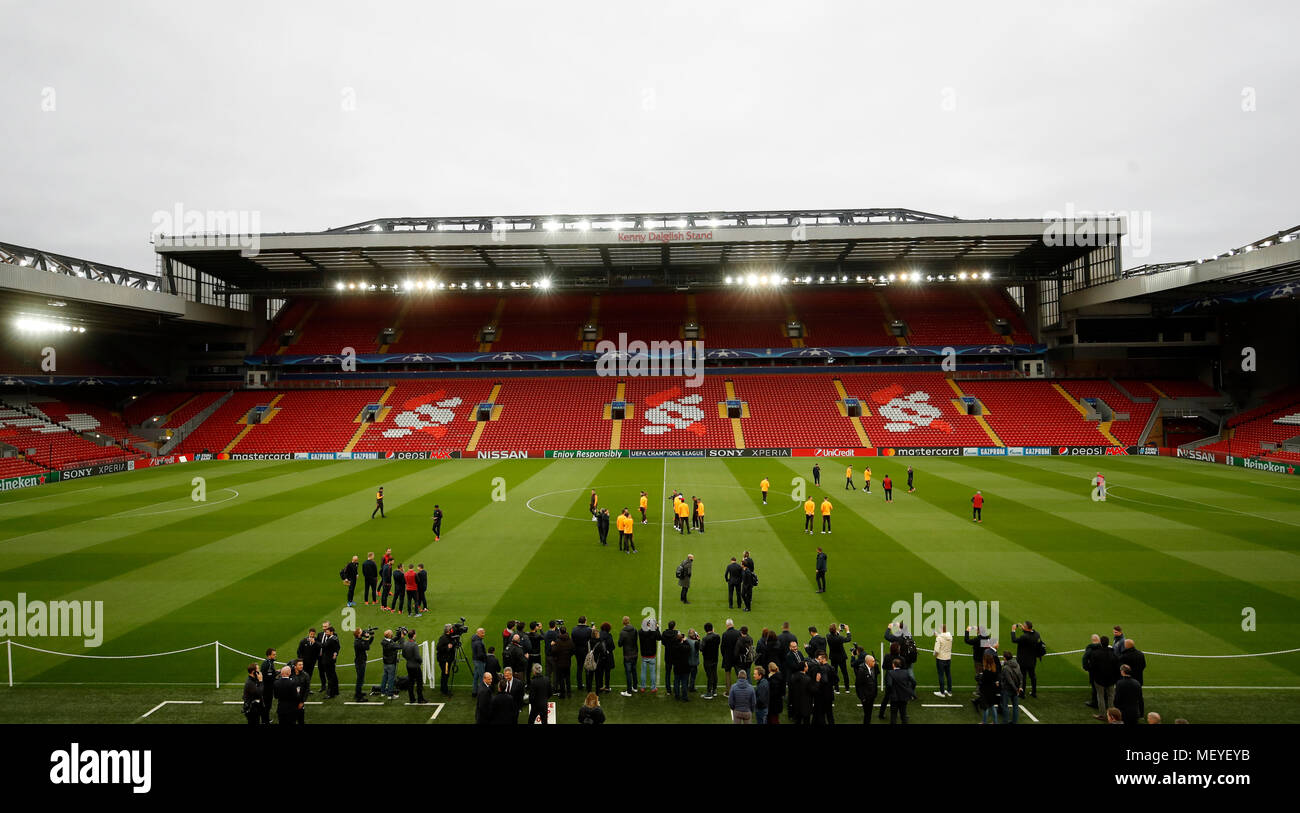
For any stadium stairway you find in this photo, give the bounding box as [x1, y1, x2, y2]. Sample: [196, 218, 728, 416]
[351, 379, 497, 454]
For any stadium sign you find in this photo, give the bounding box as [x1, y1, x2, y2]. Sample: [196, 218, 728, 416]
[1006, 447, 1053, 456]
[1242, 457, 1296, 475]
[60, 460, 132, 480]
[545, 450, 629, 459]
[616, 229, 715, 244]
[794, 448, 876, 457]
[0, 471, 60, 492]
[1175, 448, 1219, 463]
[878, 447, 963, 457]
[133, 455, 189, 469]
[474, 450, 543, 459]
[1055, 446, 1109, 456]
[229, 453, 294, 461]
[965, 447, 1008, 456]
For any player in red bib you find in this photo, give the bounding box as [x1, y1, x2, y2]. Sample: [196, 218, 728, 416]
[971, 491, 984, 523]
[882, 474, 893, 503]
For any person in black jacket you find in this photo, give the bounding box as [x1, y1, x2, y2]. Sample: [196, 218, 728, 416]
[571, 618, 592, 692]
[1010, 621, 1042, 698]
[1119, 638, 1147, 718]
[391, 564, 406, 614]
[552, 628, 575, 699]
[1114, 664, 1143, 726]
[700, 622, 721, 699]
[291, 660, 309, 723]
[1082, 634, 1104, 708]
[527, 664, 550, 724]
[500, 667, 525, 717]
[1090, 636, 1121, 719]
[352, 628, 373, 702]
[827, 623, 852, 692]
[362, 552, 379, 605]
[596, 508, 611, 546]
[476, 672, 494, 724]
[259, 648, 277, 723]
[963, 625, 989, 680]
[719, 620, 740, 693]
[380, 629, 401, 698]
[415, 564, 429, 614]
[583, 629, 607, 694]
[435, 625, 457, 696]
[815, 548, 827, 593]
[976, 652, 1000, 724]
[297, 629, 319, 685]
[854, 653, 879, 724]
[489, 681, 518, 724]
[342, 556, 359, 607]
[318, 626, 341, 698]
[379, 560, 393, 611]
[274, 665, 303, 725]
[403, 629, 425, 704]
[725, 558, 743, 609]
[787, 661, 814, 724]
[618, 617, 640, 696]
[734, 626, 755, 675]
[740, 565, 757, 612]
[243, 664, 263, 725]
[811, 652, 835, 725]
[766, 662, 785, 724]
[887, 657, 918, 724]
[637, 620, 661, 693]
[660, 620, 678, 691]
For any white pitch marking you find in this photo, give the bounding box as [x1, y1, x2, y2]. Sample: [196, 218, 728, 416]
[427, 703, 446, 720]
[95, 488, 240, 519]
[1021, 704, 1039, 722]
[140, 699, 202, 718]
[921, 703, 962, 708]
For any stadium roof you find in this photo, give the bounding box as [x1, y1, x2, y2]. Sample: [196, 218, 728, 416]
[1063, 225, 1300, 310]
[153, 207, 1121, 295]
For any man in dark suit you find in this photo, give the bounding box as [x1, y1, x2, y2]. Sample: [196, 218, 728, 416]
[379, 560, 393, 611]
[319, 626, 342, 698]
[435, 624, 457, 696]
[787, 661, 813, 725]
[724, 558, 743, 608]
[742, 550, 755, 574]
[431, 504, 443, 541]
[1115, 664, 1143, 726]
[362, 552, 379, 605]
[274, 665, 303, 725]
[814, 548, 827, 593]
[476, 672, 494, 724]
[885, 658, 916, 724]
[596, 508, 610, 546]
[501, 667, 525, 717]
[403, 629, 425, 704]
[489, 683, 517, 724]
[259, 648, 277, 724]
[1090, 635, 1121, 718]
[527, 664, 550, 723]
[415, 564, 429, 614]
[811, 652, 835, 725]
[392, 565, 406, 614]
[296, 630, 319, 685]
[804, 626, 827, 660]
[291, 660, 309, 723]
[342, 556, 359, 607]
[854, 653, 879, 724]
[1010, 620, 1042, 698]
[1119, 638, 1147, 718]
[720, 619, 741, 693]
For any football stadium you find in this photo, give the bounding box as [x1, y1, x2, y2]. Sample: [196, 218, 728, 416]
[2, 210, 1299, 733]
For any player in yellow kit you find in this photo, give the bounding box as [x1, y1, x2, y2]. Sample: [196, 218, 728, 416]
[695, 497, 705, 534]
[676, 496, 691, 535]
[804, 497, 816, 534]
[845, 466, 856, 490]
[760, 477, 770, 505]
[639, 491, 648, 524]
[863, 466, 872, 494]
[821, 497, 833, 533]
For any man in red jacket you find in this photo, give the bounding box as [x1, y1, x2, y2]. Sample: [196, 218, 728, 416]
[404, 567, 421, 617]
[971, 491, 984, 523]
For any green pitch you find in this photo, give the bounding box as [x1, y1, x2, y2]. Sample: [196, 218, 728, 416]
[1, 454, 1298, 724]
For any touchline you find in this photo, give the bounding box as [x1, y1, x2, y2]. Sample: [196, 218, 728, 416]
[0, 593, 104, 647]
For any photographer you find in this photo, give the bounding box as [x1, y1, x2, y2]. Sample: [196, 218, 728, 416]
[353, 628, 375, 702]
[436, 624, 458, 697]
[243, 663, 262, 725]
[380, 629, 400, 698]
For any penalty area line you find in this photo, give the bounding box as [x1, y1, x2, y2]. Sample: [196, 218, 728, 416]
[139, 699, 203, 719]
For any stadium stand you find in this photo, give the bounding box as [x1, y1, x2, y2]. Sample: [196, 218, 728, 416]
[351, 379, 498, 454]
[227, 389, 386, 454]
[473, 377, 617, 451]
[1200, 389, 1300, 457]
[390, 296, 501, 353]
[1058, 380, 1156, 446]
[1132, 379, 1221, 399]
[493, 293, 590, 350]
[793, 289, 895, 346]
[621, 376, 736, 449]
[843, 372, 1002, 447]
[597, 291, 687, 345]
[958, 379, 1113, 446]
[0, 399, 134, 468]
[730, 374, 862, 448]
[0, 457, 51, 477]
[174, 391, 278, 455]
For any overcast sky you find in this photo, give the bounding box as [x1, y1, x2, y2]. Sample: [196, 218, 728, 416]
[1, 0, 1296, 273]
